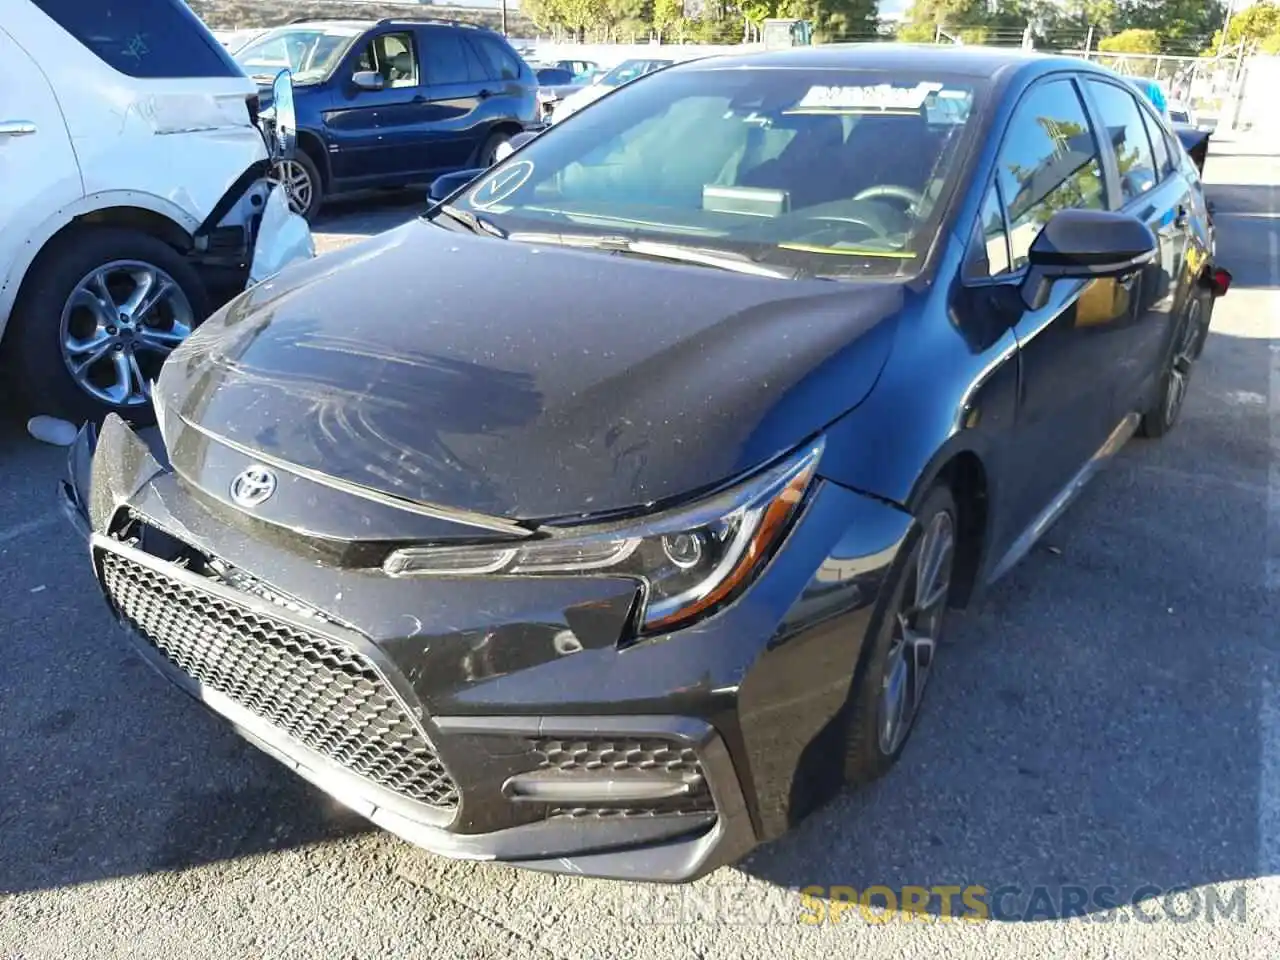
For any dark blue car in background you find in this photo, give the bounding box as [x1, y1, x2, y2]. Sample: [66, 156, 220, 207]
[235, 17, 539, 220]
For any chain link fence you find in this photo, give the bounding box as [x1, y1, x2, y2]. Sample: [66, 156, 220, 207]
[1061, 50, 1243, 125]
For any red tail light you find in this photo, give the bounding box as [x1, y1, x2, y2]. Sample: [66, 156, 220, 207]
[1209, 268, 1232, 298]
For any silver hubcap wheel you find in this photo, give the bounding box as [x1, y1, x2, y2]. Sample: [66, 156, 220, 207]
[59, 261, 193, 407]
[1164, 301, 1200, 425]
[877, 510, 955, 756]
[271, 159, 314, 215]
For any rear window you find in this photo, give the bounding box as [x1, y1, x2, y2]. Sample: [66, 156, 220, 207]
[472, 33, 524, 81]
[32, 0, 241, 79]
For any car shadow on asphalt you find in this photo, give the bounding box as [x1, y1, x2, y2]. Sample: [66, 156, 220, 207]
[312, 190, 426, 239]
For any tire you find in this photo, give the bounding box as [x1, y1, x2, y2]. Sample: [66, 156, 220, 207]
[1138, 296, 1203, 439]
[1190, 290, 1213, 360]
[273, 151, 323, 222]
[5, 226, 211, 426]
[477, 130, 513, 168]
[843, 484, 958, 785]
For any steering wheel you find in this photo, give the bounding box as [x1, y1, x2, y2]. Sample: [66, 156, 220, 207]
[852, 185, 926, 213]
[791, 213, 890, 245]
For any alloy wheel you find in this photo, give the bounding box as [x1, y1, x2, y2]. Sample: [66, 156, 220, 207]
[59, 261, 194, 408]
[271, 159, 314, 216]
[1164, 300, 1201, 426]
[877, 510, 955, 756]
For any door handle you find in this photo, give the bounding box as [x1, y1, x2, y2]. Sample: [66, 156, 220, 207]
[0, 120, 36, 138]
[478, 89, 493, 100]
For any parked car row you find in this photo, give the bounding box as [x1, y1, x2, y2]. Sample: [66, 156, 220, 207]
[61, 41, 1229, 886]
[232, 17, 542, 221]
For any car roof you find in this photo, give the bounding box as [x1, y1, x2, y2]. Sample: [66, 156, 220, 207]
[261, 20, 372, 35]
[682, 43, 1091, 80]
[264, 19, 488, 34]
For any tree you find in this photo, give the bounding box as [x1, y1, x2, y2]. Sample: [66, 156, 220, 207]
[1209, 0, 1280, 53]
[775, 0, 879, 42]
[601, 0, 653, 39]
[1114, 0, 1225, 42]
[558, 0, 609, 40]
[652, 0, 684, 38]
[1097, 26, 1161, 52]
[896, 0, 993, 43]
[521, 0, 564, 31]
[1070, 0, 1119, 33]
[740, 0, 774, 40]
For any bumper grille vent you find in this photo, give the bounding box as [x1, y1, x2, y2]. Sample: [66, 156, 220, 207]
[100, 549, 460, 811]
[532, 737, 715, 819]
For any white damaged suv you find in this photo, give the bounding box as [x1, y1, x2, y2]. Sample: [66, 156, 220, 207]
[0, 1, 314, 424]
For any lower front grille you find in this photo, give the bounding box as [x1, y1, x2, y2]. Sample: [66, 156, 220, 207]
[99, 548, 460, 811]
[532, 737, 716, 819]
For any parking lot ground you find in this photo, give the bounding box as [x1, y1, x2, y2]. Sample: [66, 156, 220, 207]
[1, 137, 1278, 959]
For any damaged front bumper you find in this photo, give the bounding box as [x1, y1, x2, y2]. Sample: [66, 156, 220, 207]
[58, 417, 765, 882]
[61, 415, 909, 882]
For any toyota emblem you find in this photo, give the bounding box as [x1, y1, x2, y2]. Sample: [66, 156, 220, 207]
[229, 464, 277, 508]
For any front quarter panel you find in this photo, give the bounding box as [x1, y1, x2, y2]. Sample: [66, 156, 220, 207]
[816, 251, 1019, 518]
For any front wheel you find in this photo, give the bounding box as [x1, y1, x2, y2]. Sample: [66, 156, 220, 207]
[6, 226, 211, 425]
[271, 152, 323, 222]
[843, 484, 958, 784]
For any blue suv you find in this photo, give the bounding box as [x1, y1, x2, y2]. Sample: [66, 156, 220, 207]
[234, 18, 538, 220]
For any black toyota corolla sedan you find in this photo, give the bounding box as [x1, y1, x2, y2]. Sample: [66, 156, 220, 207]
[62, 45, 1229, 882]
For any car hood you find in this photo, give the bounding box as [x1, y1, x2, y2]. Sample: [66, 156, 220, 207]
[157, 220, 904, 528]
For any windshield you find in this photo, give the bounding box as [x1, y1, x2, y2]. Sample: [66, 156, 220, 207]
[442, 66, 982, 279]
[235, 28, 358, 82]
[600, 59, 674, 88]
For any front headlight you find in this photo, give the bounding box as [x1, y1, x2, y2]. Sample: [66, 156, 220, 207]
[384, 439, 823, 634]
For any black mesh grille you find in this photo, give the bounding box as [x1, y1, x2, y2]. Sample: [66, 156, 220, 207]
[533, 738, 701, 774]
[100, 549, 460, 811]
[532, 737, 715, 819]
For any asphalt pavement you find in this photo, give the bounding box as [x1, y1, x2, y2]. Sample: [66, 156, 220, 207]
[0, 137, 1277, 960]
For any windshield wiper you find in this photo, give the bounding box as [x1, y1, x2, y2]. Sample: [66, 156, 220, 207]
[432, 204, 507, 239]
[507, 232, 797, 279]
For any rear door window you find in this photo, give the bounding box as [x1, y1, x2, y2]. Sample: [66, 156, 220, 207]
[421, 29, 472, 86]
[461, 37, 494, 82]
[473, 34, 522, 81]
[1138, 106, 1174, 179]
[31, 0, 241, 79]
[1084, 79, 1159, 204]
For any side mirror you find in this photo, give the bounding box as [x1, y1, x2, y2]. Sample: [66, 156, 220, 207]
[269, 69, 296, 162]
[1021, 209, 1158, 311]
[427, 168, 487, 205]
[352, 70, 385, 92]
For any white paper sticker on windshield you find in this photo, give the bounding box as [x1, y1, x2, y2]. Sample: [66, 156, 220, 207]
[794, 81, 944, 112]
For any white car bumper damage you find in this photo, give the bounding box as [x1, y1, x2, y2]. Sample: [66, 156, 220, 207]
[250, 186, 315, 285]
